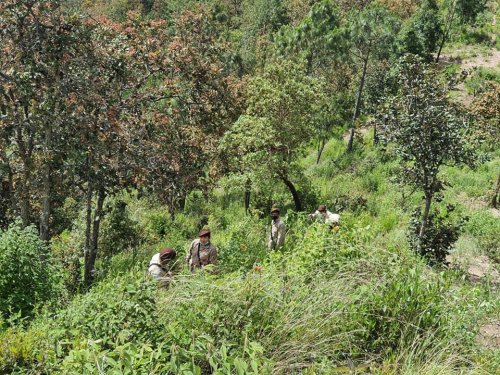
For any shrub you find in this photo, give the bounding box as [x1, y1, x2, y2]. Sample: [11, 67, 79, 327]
[145, 209, 171, 238]
[464, 211, 500, 261]
[215, 215, 268, 273]
[0, 223, 61, 321]
[60, 333, 272, 374]
[348, 264, 451, 355]
[0, 324, 52, 373]
[99, 199, 141, 259]
[408, 205, 465, 264]
[330, 194, 368, 213]
[1, 270, 160, 373]
[51, 230, 82, 295]
[54, 271, 160, 350]
[144, 209, 199, 242]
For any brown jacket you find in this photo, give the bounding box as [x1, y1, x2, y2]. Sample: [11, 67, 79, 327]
[186, 239, 217, 271]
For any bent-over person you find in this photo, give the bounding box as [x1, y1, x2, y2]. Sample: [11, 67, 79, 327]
[186, 228, 217, 271]
[149, 247, 177, 285]
[309, 205, 340, 227]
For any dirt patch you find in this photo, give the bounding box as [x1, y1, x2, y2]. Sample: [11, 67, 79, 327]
[457, 49, 500, 71]
[456, 192, 488, 211]
[468, 255, 499, 282]
[441, 46, 500, 107]
[491, 208, 500, 218]
[342, 126, 371, 143]
[477, 321, 500, 349]
[447, 254, 500, 284]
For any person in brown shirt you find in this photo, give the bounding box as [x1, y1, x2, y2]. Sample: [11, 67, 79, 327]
[186, 228, 217, 271]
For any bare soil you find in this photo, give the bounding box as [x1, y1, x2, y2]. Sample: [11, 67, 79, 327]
[477, 321, 500, 349]
[441, 45, 500, 106]
[447, 254, 500, 284]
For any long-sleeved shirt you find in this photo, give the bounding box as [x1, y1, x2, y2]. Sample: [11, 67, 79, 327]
[268, 219, 286, 249]
[311, 210, 340, 225]
[148, 253, 170, 279]
[186, 239, 217, 271]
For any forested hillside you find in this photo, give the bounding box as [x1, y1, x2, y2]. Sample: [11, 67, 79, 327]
[0, 0, 499, 374]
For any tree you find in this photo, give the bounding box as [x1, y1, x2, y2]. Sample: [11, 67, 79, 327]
[0, 0, 96, 240]
[284, 0, 315, 25]
[377, 55, 476, 258]
[397, 0, 441, 61]
[1, 2, 244, 288]
[344, 5, 399, 152]
[127, 7, 245, 215]
[0, 1, 146, 287]
[435, 0, 487, 63]
[74, 13, 174, 288]
[275, 0, 342, 75]
[363, 60, 398, 144]
[221, 59, 324, 211]
[275, 1, 348, 163]
[378, 0, 419, 19]
[455, 0, 487, 24]
[470, 82, 500, 208]
[238, 0, 289, 70]
[335, 0, 375, 16]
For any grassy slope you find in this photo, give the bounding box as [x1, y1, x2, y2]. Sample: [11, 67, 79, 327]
[1, 129, 498, 374]
[2, 11, 500, 373]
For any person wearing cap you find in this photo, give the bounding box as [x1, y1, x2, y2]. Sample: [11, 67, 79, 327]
[268, 207, 286, 250]
[149, 247, 177, 281]
[186, 227, 218, 271]
[308, 205, 340, 227]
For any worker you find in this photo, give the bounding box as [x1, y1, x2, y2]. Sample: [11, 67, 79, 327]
[308, 205, 340, 228]
[268, 207, 286, 249]
[186, 227, 217, 271]
[148, 247, 177, 285]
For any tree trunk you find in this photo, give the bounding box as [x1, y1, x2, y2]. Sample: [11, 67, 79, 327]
[84, 182, 93, 260]
[84, 182, 93, 289]
[69, 257, 81, 295]
[39, 123, 52, 241]
[16, 128, 33, 228]
[178, 189, 187, 212]
[244, 178, 251, 215]
[435, 2, 456, 63]
[168, 190, 176, 219]
[373, 122, 378, 145]
[19, 168, 31, 227]
[435, 28, 447, 63]
[316, 138, 326, 164]
[417, 193, 432, 255]
[280, 176, 302, 212]
[84, 151, 93, 279]
[492, 173, 500, 209]
[8, 166, 16, 218]
[347, 53, 370, 152]
[84, 187, 105, 288]
[0, 150, 15, 220]
[39, 163, 51, 241]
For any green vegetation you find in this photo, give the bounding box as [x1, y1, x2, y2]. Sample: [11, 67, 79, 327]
[0, 224, 62, 321]
[1, 0, 499, 373]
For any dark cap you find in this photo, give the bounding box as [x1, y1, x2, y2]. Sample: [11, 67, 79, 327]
[270, 207, 280, 214]
[160, 247, 176, 260]
[199, 228, 211, 237]
[318, 205, 327, 212]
